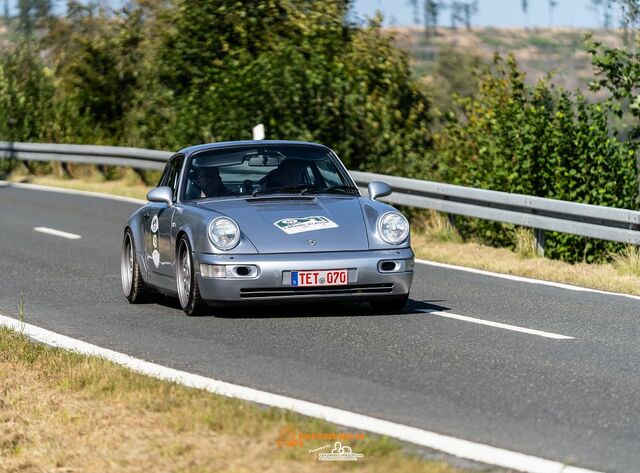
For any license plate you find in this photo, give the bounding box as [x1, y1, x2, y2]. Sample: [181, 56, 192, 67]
[290, 269, 348, 287]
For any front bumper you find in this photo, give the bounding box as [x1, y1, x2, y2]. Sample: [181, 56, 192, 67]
[194, 248, 414, 303]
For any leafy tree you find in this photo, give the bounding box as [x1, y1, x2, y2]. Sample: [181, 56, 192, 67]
[45, 1, 148, 143]
[548, 0, 558, 27]
[159, 2, 431, 174]
[615, 0, 640, 45]
[0, 43, 56, 141]
[0, 42, 57, 175]
[407, 0, 420, 25]
[449, 1, 477, 30]
[590, 0, 615, 28]
[17, 0, 52, 36]
[590, 0, 604, 26]
[424, 0, 441, 36]
[604, 0, 614, 28]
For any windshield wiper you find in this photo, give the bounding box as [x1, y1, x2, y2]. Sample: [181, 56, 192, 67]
[302, 185, 359, 195]
[252, 184, 319, 197]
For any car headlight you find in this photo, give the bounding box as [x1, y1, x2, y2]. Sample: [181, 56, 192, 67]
[377, 211, 409, 245]
[208, 217, 240, 250]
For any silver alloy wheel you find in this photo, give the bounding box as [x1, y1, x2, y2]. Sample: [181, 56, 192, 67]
[177, 240, 191, 308]
[121, 233, 134, 296]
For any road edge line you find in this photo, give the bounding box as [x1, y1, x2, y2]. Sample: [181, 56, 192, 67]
[0, 314, 599, 473]
[416, 259, 640, 302]
[0, 180, 146, 204]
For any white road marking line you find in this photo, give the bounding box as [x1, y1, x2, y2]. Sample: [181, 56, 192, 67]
[0, 314, 597, 473]
[33, 227, 82, 240]
[416, 259, 640, 302]
[0, 181, 146, 204]
[419, 310, 574, 340]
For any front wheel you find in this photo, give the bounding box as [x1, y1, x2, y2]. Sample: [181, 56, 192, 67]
[176, 236, 208, 316]
[121, 229, 148, 303]
[370, 294, 409, 313]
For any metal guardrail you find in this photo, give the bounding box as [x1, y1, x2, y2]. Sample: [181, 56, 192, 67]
[350, 171, 640, 251]
[0, 142, 170, 170]
[3, 141, 640, 252]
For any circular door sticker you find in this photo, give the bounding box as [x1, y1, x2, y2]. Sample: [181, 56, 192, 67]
[152, 249, 160, 268]
[151, 214, 159, 233]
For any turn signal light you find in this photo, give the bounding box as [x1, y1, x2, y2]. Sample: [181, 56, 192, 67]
[201, 264, 226, 278]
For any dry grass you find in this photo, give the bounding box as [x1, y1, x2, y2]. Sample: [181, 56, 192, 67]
[413, 216, 640, 296]
[513, 228, 539, 260]
[0, 328, 466, 473]
[413, 210, 462, 244]
[612, 245, 640, 278]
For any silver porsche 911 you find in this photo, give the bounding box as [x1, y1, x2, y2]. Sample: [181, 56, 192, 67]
[121, 141, 414, 316]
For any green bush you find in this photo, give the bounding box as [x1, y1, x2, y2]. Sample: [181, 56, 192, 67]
[0, 42, 56, 142]
[431, 55, 638, 262]
[0, 42, 58, 175]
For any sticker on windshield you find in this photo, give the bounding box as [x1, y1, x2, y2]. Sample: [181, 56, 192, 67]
[274, 216, 339, 234]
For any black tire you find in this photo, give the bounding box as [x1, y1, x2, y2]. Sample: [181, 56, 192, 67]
[370, 294, 409, 313]
[121, 228, 148, 303]
[176, 236, 209, 317]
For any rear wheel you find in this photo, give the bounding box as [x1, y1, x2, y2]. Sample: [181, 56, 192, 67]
[176, 236, 208, 316]
[370, 294, 409, 313]
[121, 229, 148, 303]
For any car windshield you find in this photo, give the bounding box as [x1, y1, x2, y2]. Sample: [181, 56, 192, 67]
[182, 145, 358, 200]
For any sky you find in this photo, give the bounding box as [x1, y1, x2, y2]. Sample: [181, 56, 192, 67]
[351, 0, 623, 28]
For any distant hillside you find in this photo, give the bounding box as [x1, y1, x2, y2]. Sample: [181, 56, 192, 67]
[391, 27, 624, 93]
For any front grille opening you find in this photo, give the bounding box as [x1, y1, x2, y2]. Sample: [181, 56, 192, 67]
[240, 283, 394, 298]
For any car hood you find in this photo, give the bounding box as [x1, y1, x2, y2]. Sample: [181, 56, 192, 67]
[194, 196, 369, 253]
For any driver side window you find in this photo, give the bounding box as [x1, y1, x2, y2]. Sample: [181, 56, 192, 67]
[160, 156, 185, 201]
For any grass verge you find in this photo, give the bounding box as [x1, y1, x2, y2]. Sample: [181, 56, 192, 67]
[412, 211, 640, 296]
[0, 327, 465, 472]
[6, 173, 640, 296]
[7, 167, 151, 200]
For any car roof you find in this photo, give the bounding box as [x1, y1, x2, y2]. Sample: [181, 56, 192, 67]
[178, 140, 330, 158]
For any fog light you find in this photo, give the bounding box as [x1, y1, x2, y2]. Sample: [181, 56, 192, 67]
[201, 264, 226, 278]
[405, 258, 415, 271]
[380, 261, 398, 271]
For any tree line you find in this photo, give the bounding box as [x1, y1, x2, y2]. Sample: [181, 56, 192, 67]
[406, 0, 638, 33]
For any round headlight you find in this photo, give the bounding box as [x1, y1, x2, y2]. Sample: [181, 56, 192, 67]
[208, 217, 240, 250]
[377, 211, 409, 245]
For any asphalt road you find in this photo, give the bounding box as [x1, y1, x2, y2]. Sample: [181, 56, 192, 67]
[1, 183, 639, 472]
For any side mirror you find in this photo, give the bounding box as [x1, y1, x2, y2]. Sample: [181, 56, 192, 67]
[146, 186, 173, 205]
[368, 181, 392, 201]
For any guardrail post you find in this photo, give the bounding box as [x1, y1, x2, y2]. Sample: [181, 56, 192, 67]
[535, 228, 546, 257]
[447, 213, 457, 230]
